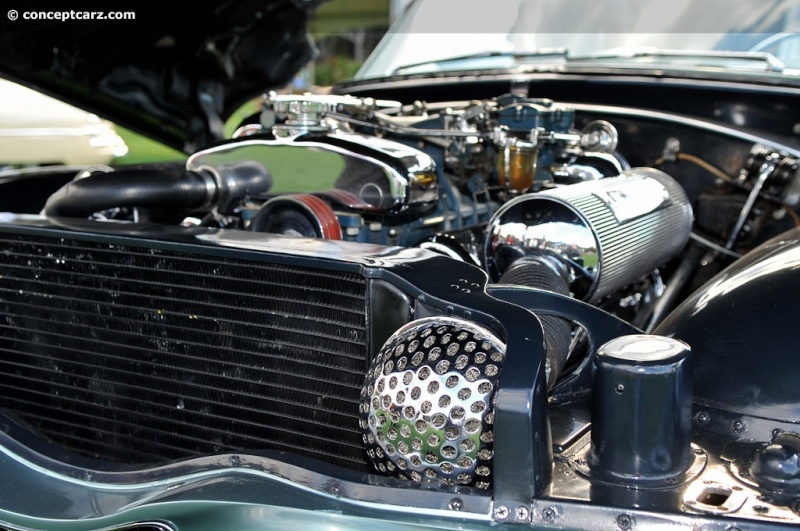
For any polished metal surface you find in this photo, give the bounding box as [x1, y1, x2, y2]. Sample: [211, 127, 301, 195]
[360, 317, 505, 488]
[266, 93, 402, 136]
[186, 133, 437, 215]
[485, 196, 598, 299]
[597, 334, 690, 363]
[485, 168, 692, 302]
[580, 120, 619, 154]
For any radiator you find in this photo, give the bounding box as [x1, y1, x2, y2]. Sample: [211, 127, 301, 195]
[0, 229, 371, 471]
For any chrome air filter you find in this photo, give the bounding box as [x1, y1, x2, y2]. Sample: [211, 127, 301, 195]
[359, 317, 505, 488]
[485, 168, 692, 303]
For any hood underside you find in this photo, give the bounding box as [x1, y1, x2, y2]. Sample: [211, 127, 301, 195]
[0, 0, 324, 153]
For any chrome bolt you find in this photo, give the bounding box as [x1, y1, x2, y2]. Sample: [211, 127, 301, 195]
[494, 505, 509, 520]
[515, 506, 530, 521]
[695, 411, 710, 425]
[733, 420, 745, 433]
[449, 498, 463, 511]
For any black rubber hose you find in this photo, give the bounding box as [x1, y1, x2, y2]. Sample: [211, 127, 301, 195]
[42, 167, 212, 218]
[42, 161, 272, 220]
[499, 257, 573, 387]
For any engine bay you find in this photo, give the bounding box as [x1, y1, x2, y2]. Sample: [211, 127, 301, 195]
[3, 90, 800, 527]
[37, 91, 800, 332]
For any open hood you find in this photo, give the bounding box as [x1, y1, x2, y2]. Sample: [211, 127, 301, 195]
[0, 0, 325, 153]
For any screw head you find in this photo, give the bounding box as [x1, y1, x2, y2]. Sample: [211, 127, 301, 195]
[617, 513, 633, 530]
[542, 506, 557, 523]
[449, 498, 463, 511]
[733, 420, 745, 433]
[515, 506, 530, 521]
[494, 505, 509, 520]
[695, 411, 711, 425]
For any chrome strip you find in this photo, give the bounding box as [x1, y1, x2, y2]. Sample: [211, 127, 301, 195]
[567, 102, 800, 158]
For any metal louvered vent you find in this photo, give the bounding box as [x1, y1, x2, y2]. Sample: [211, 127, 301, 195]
[0, 231, 370, 471]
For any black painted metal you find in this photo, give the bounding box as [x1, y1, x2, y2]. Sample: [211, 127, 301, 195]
[750, 431, 800, 492]
[370, 259, 552, 512]
[0, 217, 553, 514]
[486, 285, 641, 400]
[499, 258, 572, 385]
[589, 335, 693, 485]
[656, 227, 800, 425]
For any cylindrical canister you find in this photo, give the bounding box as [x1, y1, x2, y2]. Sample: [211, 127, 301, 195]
[484, 168, 692, 302]
[589, 334, 692, 484]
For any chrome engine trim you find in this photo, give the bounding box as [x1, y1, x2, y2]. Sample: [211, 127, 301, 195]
[187, 133, 437, 215]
